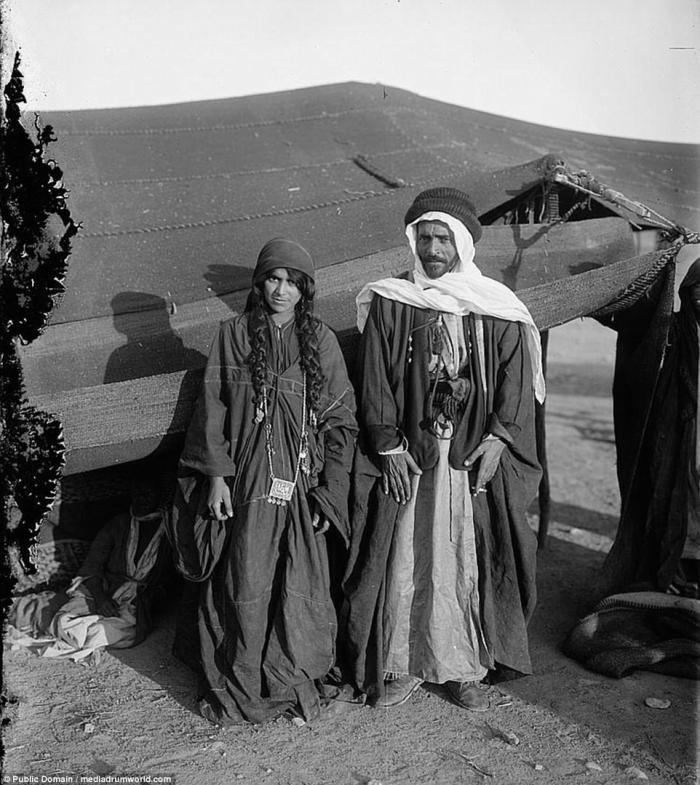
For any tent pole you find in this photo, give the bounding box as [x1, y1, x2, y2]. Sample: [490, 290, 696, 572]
[536, 329, 550, 550]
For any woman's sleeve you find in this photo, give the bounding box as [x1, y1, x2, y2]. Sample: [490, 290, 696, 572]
[308, 326, 358, 542]
[179, 323, 238, 478]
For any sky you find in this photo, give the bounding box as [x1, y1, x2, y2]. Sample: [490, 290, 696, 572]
[4, 0, 700, 143]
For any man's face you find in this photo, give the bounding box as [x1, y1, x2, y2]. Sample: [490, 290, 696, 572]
[415, 220, 459, 279]
[131, 480, 160, 517]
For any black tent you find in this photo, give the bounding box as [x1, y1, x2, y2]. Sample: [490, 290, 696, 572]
[17, 82, 699, 476]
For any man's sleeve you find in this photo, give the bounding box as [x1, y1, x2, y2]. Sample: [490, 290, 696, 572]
[357, 296, 405, 453]
[487, 320, 535, 445]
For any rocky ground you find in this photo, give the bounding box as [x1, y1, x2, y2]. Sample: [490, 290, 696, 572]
[2, 319, 697, 785]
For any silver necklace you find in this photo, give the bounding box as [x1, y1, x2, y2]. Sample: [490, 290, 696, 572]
[261, 373, 310, 506]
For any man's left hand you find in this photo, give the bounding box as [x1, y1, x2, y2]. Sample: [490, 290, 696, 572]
[464, 437, 506, 495]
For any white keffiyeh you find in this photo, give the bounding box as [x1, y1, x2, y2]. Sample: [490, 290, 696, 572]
[356, 211, 545, 403]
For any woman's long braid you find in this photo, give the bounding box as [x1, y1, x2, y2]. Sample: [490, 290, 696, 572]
[245, 291, 269, 414]
[295, 295, 325, 420]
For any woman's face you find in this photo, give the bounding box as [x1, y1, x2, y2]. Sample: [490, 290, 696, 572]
[262, 267, 302, 322]
[689, 281, 700, 326]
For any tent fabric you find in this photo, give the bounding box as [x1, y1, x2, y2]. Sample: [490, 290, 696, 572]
[35, 82, 698, 327]
[20, 217, 639, 400]
[17, 83, 698, 475]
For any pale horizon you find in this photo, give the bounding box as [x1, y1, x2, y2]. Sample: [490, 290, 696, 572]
[6, 0, 700, 145]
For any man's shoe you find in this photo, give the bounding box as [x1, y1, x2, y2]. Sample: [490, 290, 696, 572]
[318, 682, 365, 717]
[445, 681, 489, 712]
[375, 675, 423, 708]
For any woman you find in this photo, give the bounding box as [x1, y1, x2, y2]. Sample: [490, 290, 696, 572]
[602, 258, 700, 595]
[170, 238, 357, 724]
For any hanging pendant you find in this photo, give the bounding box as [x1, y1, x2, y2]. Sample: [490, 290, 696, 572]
[268, 477, 295, 504]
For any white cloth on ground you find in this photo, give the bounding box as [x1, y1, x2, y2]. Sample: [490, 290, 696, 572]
[39, 515, 166, 661]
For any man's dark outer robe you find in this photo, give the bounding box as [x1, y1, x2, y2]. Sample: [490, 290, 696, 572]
[343, 293, 541, 700]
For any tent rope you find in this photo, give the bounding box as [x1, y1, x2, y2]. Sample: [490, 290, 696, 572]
[590, 236, 698, 318]
[78, 171, 449, 239]
[549, 166, 690, 234]
[536, 159, 700, 317]
[79, 188, 400, 238]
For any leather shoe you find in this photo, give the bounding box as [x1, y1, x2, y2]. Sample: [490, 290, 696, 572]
[445, 681, 489, 711]
[375, 675, 423, 708]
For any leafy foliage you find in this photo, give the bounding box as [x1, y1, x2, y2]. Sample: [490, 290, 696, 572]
[1, 53, 78, 344]
[1, 52, 78, 574]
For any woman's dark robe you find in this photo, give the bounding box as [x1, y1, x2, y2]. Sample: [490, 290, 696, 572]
[601, 262, 700, 592]
[169, 314, 356, 724]
[343, 294, 541, 701]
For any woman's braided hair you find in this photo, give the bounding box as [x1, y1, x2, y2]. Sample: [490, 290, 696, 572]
[244, 268, 325, 419]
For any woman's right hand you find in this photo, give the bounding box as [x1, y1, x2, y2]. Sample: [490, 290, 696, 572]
[208, 476, 233, 521]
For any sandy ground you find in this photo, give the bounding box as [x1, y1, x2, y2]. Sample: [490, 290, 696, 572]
[2, 319, 698, 785]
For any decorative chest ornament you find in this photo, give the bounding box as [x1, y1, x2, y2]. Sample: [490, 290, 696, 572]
[267, 477, 295, 505]
[261, 373, 312, 507]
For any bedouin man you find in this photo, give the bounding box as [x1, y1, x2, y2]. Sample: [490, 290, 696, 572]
[342, 187, 545, 711]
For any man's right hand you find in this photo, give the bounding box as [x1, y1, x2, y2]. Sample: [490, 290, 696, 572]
[95, 594, 120, 618]
[76, 579, 120, 617]
[207, 476, 233, 521]
[380, 452, 423, 504]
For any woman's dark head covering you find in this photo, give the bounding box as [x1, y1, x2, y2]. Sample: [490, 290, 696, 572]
[679, 258, 700, 291]
[252, 238, 315, 285]
[679, 257, 700, 321]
